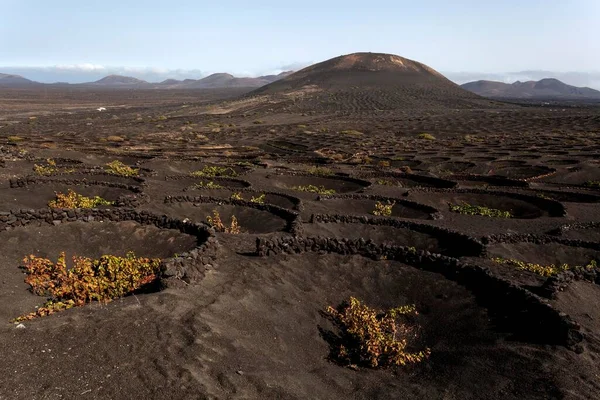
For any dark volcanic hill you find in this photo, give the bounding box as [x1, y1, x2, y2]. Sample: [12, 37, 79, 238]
[248, 52, 494, 111]
[0, 73, 37, 87]
[92, 75, 149, 86]
[461, 78, 600, 99]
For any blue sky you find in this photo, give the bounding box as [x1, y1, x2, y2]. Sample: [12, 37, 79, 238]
[0, 0, 597, 83]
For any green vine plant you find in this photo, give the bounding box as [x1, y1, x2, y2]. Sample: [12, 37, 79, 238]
[33, 158, 75, 176]
[492, 257, 598, 277]
[324, 297, 430, 369]
[291, 185, 336, 195]
[13, 252, 161, 322]
[583, 181, 600, 188]
[250, 193, 266, 204]
[449, 202, 513, 218]
[191, 165, 237, 178]
[307, 166, 333, 176]
[105, 160, 139, 177]
[230, 192, 243, 200]
[48, 189, 113, 209]
[372, 201, 395, 216]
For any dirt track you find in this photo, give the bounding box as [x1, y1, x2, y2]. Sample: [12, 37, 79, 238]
[0, 87, 599, 399]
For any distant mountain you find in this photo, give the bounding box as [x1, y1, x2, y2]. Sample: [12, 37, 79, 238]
[461, 78, 600, 99]
[0, 73, 37, 87]
[0, 70, 293, 89]
[91, 75, 149, 86]
[158, 71, 294, 89]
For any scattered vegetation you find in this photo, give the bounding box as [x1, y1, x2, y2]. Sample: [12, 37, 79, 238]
[206, 210, 241, 234]
[377, 160, 390, 168]
[191, 165, 237, 178]
[252, 120, 264, 124]
[13, 252, 161, 321]
[250, 193, 266, 204]
[105, 160, 139, 177]
[417, 133, 436, 140]
[376, 179, 401, 187]
[48, 189, 113, 209]
[191, 181, 223, 190]
[106, 135, 125, 142]
[584, 181, 600, 188]
[7, 136, 24, 143]
[372, 201, 395, 217]
[339, 130, 363, 136]
[33, 158, 59, 176]
[230, 192, 243, 200]
[492, 257, 598, 277]
[449, 202, 513, 218]
[291, 185, 336, 195]
[325, 297, 430, 368]
[307, 166, 333, 176]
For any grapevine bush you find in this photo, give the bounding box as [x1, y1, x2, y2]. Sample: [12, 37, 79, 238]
[14, 252, 161, 321]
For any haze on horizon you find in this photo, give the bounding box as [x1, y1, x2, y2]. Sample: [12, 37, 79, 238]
[0, 0, 598, 87]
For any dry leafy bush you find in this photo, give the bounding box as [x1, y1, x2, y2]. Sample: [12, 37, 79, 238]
[250, 193, 266, 204]
[105, 160, 139, 177]
[372, 201, 395, 216]
[206, 210, 241, 234]
[449, 202, 512, 218]
[14, 252, 161, 321]
[291, 185, 336, 195]
[48, 189, 113, 209]
[492, 257, 598, 277]
[191, 165, 237, 178]
[230, 192, 243, 200]
[325, 297, 430, 368]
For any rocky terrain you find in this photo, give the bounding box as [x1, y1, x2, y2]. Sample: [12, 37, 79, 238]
[0, 52, 599, 399]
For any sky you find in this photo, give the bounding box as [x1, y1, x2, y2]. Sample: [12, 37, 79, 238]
[0, 0, 598, 85]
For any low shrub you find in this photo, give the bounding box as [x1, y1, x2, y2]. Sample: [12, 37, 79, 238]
[307, 166, 333, 176]
[250, 193, 266, 204]
[584, 181, 600, 188]
[230, 192, 243, 200]
[325, 297, 430, 368]
[449, 203, 512, 218]
[206, 210, 241, 234]
[492, 257, 597, 277]
[291, 185, 336, 195]
[372, 201, 395, 216]
[417, 133, 436, 140]
[13, 252, 161, 321]
[105, 160, 139, 177]
[191, 165, 237, 178]
[48, 189, 113, 209]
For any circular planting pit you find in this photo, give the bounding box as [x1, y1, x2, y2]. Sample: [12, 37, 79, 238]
[487, 242, 600, 272]
[268, 174, 370, 194]
[201, 251, 561, 399]
[430, 161, 476, 174]
[158, 202, 289, 234]
[415, 190, 562, 219]
[164, 176, 252, 191]
[303, 221, 481, 257]
[0, 183, 136, 211]
[29, 172, 144, 186]
[0, 220, 200, 323]
[493, 165, 555, 180]
[315, 197, 436, 220]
